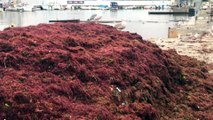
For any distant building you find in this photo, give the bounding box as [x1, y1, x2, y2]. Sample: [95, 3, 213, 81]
[1, 0, 174, 9]
[1, 0, 67, 5]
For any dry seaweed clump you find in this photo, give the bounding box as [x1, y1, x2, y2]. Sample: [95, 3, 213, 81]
[0, 23, 212, 120]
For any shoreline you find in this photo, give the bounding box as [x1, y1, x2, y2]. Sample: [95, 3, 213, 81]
[148, 1, 213, 73]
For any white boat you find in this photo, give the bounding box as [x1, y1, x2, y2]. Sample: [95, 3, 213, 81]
[53, 4, 60, 10]
[5, 7, 19, 11]
[123, 6, 137, 9]
[5, 0, 34, 12]
[81, 6, 102, 10]
[6, 5, 34, 12]
[18, 4, 34, 12]
[143, 5, 156, 9]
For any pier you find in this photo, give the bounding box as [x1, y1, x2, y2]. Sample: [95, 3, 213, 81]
[49, 19, 122, 23]
[149, 11, 189, 14]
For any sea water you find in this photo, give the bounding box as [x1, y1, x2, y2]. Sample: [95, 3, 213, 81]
[0, 9, 188, 39]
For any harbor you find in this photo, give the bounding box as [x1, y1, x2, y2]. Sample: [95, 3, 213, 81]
[0, 0, 173, 11]
[0, 0, 200, 39]
[0, 0, 199, 39]
[0, 9, 188, 39]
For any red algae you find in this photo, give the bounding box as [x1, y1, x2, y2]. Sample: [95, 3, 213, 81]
[0, 23, 212, 119]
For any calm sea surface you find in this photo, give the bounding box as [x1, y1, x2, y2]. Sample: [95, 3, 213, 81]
[0, 10, 188, 39]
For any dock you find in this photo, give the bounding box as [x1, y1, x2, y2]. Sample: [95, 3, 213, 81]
[49, 19, 81, 23]
[149, 11, 189, 14]
[149, 7, 195, 16]
[49, 19, 122, 23]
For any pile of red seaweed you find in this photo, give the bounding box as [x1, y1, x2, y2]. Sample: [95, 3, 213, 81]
[0, 23, 212, 120]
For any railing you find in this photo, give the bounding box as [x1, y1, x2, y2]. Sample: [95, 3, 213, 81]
[211, 2, 213, 21]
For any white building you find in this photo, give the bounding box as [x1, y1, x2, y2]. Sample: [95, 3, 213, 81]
[1, 0, 67, 5]
[1, 0, 173, 9]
